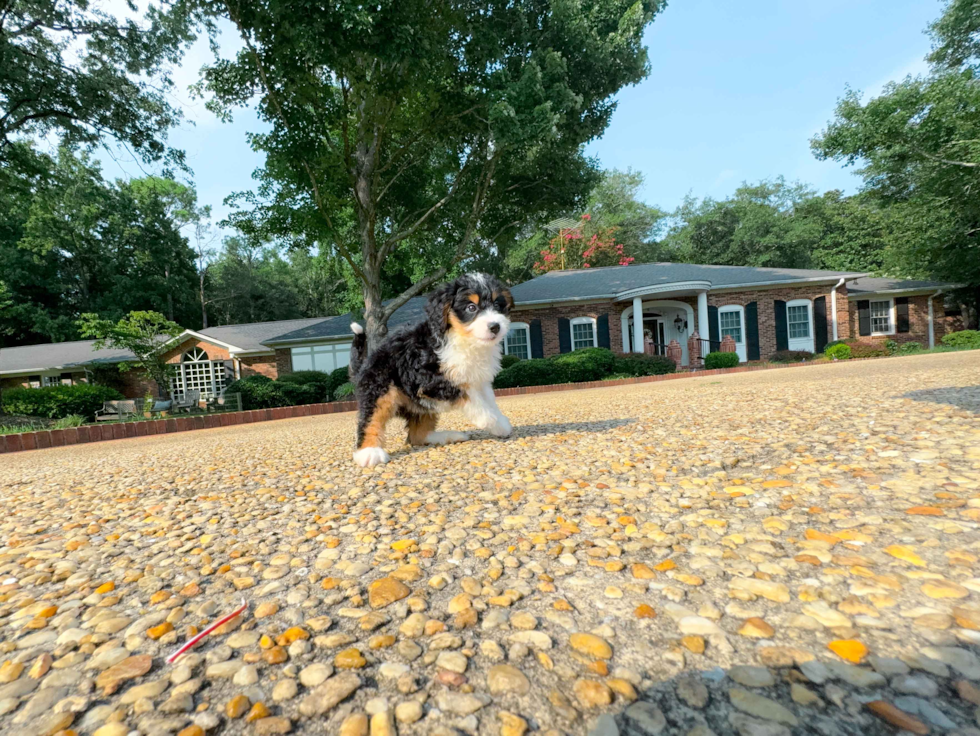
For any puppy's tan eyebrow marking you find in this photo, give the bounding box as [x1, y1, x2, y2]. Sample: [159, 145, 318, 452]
[467, 293, 480, 304]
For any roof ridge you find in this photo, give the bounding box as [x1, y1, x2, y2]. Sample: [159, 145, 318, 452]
[201, 316, 336, 330]
[0, 338, 102, 352]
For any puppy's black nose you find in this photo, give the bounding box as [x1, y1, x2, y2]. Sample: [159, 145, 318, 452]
[488, 322, 500, 335]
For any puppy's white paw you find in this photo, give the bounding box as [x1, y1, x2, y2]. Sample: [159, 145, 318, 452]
[488, 416, 513, 438]
[353, 447, 390, 467]
[424, 430, 470, 445]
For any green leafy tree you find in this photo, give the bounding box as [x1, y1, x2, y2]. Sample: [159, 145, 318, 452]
[812, 0, 980, 322]
[0, 146, 201, 346]
[504, 169, 663, 280]
[0, 0, 196, 171]
[77, 311, 183, 397]
[191, 0, 665, 349]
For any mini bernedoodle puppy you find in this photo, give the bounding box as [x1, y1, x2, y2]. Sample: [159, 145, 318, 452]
[347, 273, 514, 467]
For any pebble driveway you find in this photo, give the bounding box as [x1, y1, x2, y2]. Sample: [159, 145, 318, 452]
[1, 350, 979, 736]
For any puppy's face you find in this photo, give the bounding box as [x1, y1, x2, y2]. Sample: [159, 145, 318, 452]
[429, 273, 512, 345]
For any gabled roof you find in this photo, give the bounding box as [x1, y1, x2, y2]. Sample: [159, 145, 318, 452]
[266, 298, 427, 344]
[508, 262, 865, 304]
[0, 339, 136, 375]
[847, 277, 953, 296]
[195, 317, 333, 353]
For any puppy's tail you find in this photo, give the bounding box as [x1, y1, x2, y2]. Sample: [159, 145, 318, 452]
[348, 322, 366, 381]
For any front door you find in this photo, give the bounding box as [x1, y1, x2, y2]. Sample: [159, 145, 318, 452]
[644, 318, 667, 355]
[718, 306, 747, 362]
[786, 300, 815, 353]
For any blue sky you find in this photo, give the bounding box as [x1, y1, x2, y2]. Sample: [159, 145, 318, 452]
[101, 0, 941, 230]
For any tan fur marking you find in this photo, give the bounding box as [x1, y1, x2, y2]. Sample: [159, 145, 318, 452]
[407, 413, 438, 445]
[466, 293, 480, 304]
[448, 312, 477, 337]
[359, 387, 403, 449]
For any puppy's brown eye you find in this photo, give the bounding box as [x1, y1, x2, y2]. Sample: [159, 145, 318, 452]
[465, 303, 478, 313]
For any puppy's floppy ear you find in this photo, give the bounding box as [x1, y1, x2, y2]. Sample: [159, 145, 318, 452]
[426, 280, 456, 335]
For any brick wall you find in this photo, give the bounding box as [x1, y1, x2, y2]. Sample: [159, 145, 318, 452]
[510, 302, 622, 357]
[846, 294, 944, 347]
[275, 349, 293, 377]
[239, 355, 278, 379]
[159, 338, 232, 364]
[708, 283, 849, 359]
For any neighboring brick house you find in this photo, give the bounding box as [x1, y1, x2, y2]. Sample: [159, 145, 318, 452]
[504, 264, 958, 367]
[0, 264, 962, 396]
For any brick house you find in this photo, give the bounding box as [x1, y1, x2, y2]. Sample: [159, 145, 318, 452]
[502, 264, 955, 367]
[0, 264, 959, 396]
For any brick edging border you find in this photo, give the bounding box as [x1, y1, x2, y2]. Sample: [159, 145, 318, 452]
[0, 354, 915, 454]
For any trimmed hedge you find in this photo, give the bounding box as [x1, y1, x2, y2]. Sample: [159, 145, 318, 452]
[942, 329, 980, 349]
[277, 370, 333, 401]
[500, 354, 521, 370]
[847, 342, 889, 359]
[769, 350, 815, 364]
[0, 384, 124, 420]
[825, 343, 851, 360]
[493, 347, 675, 389]
[550, 347, 617, 383]
[493, 359, 561, 389]
[612, 354, 676, 377]
[704, 352, 739, 370]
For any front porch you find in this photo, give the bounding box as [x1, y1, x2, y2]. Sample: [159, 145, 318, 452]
[615, 283, 718, 368]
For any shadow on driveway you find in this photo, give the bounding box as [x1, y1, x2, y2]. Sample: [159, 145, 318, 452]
[903, 385, 980, 413]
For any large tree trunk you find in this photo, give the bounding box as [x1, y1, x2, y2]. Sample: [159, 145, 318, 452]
[200, 271, 209, 329]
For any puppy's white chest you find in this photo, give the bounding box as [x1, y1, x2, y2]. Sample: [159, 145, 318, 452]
[437, 333, 500, 388]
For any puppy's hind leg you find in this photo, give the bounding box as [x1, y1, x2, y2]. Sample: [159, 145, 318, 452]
[353, 387, 400, 467]
[406, 411, 469, 446]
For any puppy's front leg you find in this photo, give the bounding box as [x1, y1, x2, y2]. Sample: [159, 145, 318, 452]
[464, 382, 512, 438]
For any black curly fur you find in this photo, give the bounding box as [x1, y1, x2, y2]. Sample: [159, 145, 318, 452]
[349, 273, 511, 450]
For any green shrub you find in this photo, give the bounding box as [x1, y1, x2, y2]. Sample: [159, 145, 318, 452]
[278, 370, 332, 401]
[612, 354, 676, 377]
[0, 384, 124, 420]
[333, 382, 356, 400]
[824, 339, 848, 351]
[942, 330, 980, 350]
[500, 354, 521, 370]
[704, 352, 740, 370]
[897, 341, 923, 355]
[769, 350, 815, 363]
[825, 343, 851, 360]
[549, 347, 617, 382]
[493, 359, 561, 389]
[278, 382, 320, 405]
[847, 342, 889, 359]
[53, 415, 85, 429]
[224, 375, 288, 410]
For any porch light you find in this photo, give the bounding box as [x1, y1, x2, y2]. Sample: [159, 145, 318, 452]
[674, 315, 685, 332]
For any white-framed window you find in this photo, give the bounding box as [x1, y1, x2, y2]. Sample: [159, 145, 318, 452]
[570, 317, 597, 350]
[786, 299, 816, 353]
[718, 307, 743, 344]
[170, 347, 230, 400]
[42, 374, 60, 387]
[870, 298, 894, 335]
[290, 343, 352, 373]
[503, 322, 530, 360]
[717, 305, 747, 362]
[787, 305, 810, 339]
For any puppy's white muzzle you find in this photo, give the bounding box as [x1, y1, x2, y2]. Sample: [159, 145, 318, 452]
[471, 310, 510, 344]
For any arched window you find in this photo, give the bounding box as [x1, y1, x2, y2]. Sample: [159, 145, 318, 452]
[182, 347, 209, 362]
[171, 346, 228, 399]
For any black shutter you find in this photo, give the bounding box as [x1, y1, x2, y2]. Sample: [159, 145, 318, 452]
[529, 319, 544, 359]
[745, 301, 760, 360]
[813, 296, 828, 352]
[557, 318, 571, 353]
[774, 300, 789, 351]
[596, 314, 611, 349]
[896, 297, 910, 333]
[707, 305, 719, 343]
[857, 300, 871, 336]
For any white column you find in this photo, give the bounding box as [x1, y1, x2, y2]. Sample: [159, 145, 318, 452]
[697, 290, 710, 343]
[928, 295, 936, 349]
[632, 297, 643, 353]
